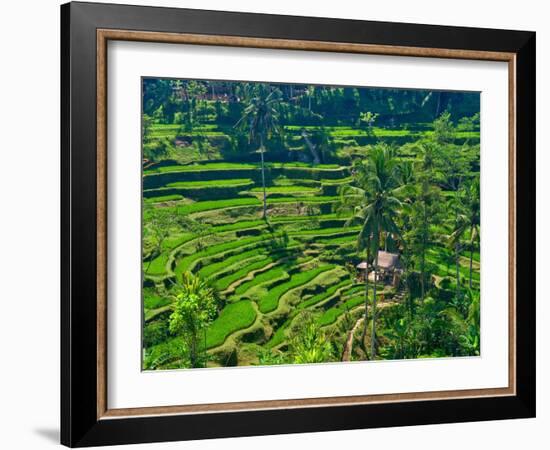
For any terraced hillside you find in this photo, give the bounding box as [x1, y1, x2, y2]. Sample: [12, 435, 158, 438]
[142, 160, 370, 368]
[142, 159, 480, 369]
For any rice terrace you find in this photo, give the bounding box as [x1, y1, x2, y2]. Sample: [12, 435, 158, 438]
[142, 79, 481, 370]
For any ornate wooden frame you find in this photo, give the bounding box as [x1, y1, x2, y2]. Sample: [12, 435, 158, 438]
[61, 2, 535, 446]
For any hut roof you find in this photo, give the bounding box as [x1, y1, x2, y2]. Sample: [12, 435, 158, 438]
[356, 251, 400, 270]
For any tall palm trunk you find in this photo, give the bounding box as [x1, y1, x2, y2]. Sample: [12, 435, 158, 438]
[371, 246, 379, 359]
[469, 241, 474, 289]
[455, 242, 461, 300]
[189, 334, 198, 368]
[259, 134, 267, 219]
[454, 193, 460, 301]
[301, 130, 321, 165]
[420, 201, 427, 301]
[361, 245, 371, 356]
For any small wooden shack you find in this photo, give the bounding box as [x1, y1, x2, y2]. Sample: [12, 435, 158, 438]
[356, 250, 402, 287]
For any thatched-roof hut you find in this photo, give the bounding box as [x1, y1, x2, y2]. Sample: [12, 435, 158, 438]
[356, 251, 402, 286]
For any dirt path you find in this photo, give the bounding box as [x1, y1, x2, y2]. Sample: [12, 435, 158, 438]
[342, 315, 364, 362]
[338, 300, 398, 362]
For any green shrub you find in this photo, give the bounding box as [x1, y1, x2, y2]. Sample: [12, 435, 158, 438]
[143, 320, 170, 347]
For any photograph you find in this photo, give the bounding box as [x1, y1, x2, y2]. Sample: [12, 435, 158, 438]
[141, 78, 481, 370]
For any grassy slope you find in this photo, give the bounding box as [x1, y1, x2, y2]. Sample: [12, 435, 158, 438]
[258, 265, 334, 313]
[205, 300, 257, 349]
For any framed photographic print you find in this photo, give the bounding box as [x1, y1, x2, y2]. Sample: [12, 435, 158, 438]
[60, 1, 536, 447]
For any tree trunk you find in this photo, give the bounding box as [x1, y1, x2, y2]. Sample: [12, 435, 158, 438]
[420, 201, 427, 301]
[260, 135, 267, 219]
[361, 246, 371, 356]
[469, 242, 474, 289]
[190, 334, 198, 368]
[435, 91, 442, 118]
[454, 196, 460, 301]
[371, 246, 379, 359]
[301, 130, 321, 165]
[455, 243, 461, 301]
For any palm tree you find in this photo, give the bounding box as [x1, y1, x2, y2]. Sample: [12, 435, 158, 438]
[465, 179, 480, 289]
[455, 178, 480, 289]
[448, 179, 480, 301]
[168, 272, 217, 368]
[448, 192, 465, 301]
[339, 145, 402, 359]
[305, 85, 315, 112]
[404, 143, 442, 301]
[290, 314, 335, 364]
[236, 84, 282, 219]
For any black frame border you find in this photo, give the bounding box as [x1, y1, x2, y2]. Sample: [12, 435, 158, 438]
[61, 2, 535, 447]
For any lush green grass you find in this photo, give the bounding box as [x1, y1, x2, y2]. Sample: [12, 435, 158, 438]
[145, 162, 258, 174]
[166, 178, 254, 188]
[149, 124, 219, 138]
[150, 129, 226, 138]
[176, 197, 261, 215]
[162, 195, 338, 216]
[311, 234, 356, 245]
[258, 265, 334, 313]
[297, 280, 352, 310]
[205, 301, 257, 349]
[234, 266, 290, 296]
[269, 213, 341, 223]
[144, 161, 345, 174]
[266, 320, 291, 348]
[212, 220, 265, 233]
[273, 178, 320, 187]
[268, 162, 341, 169]
[144, 254, 170, 276]
[267, 195, 339, 205]
[174, 235, 268, 275]
[317, 295, 364, 326]
[215, 257, 277, 291]
[291, 226, 360, 236]
[321, 177, 354, 185]
[144, 194, 183, 203]
[161, 233, 196, 251]
[197, 248, 267, 279]
[144, 293, 171, 311]
[426, 246, 480, 283]
[251, 185, 319, 194]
